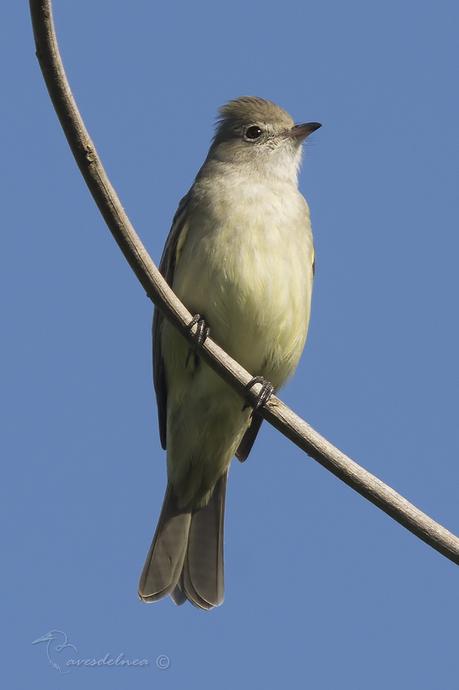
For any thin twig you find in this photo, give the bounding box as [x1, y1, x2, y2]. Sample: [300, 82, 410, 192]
[29, 0, 459, 565]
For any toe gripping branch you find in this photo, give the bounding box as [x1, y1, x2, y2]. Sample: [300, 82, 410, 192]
[186, 314, 210, 367]
[188, 314, 210, 346]
[245, 376, 275, 414]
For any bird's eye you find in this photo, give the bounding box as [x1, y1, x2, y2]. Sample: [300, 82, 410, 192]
[244, 125, 263, 141]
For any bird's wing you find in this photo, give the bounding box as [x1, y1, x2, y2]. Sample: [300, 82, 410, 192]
[153, 192, 191, 449]
[235, 413, 263, 462]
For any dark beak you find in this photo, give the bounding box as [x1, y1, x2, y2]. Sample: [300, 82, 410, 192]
[288, 122, 322, 140]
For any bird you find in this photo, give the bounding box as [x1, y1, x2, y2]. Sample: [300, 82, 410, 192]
[138, 96, 320, 609]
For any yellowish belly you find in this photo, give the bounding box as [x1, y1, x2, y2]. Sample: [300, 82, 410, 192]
[173, 215, 313, 387]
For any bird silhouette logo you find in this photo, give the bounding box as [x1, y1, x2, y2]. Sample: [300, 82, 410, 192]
[32, 629, 77, 673]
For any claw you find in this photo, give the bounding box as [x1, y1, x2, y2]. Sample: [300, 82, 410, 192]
[186, 314, 210, 367]
[245, 376, 275, 414]
[188, 314, 210, 346]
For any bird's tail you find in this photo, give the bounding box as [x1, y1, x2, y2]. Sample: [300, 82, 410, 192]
[138, 471, 227, 609]
[138, 485, 191, 602]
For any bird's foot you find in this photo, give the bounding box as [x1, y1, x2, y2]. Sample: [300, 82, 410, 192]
[186, 314, 210, 367]
[188, 313, 210, 346]
[245, 376, 275, 414]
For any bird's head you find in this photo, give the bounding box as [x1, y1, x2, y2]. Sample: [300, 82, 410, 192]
[207, 96, 321, 182]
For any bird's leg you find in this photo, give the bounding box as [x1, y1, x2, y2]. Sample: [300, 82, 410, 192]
[245, 376, 275, 414]
[186, 314, 210, 367]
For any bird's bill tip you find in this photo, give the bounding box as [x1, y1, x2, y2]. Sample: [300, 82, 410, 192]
[289, 122, 322, 140]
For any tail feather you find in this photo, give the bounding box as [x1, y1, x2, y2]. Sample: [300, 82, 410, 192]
[182, 471, 227, 609]
[138, 486, 191, 602]
[170, 582, 187, 606]
[139, 472, 227, 609]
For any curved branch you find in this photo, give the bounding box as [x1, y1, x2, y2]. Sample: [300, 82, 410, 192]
[29, 0, 459, 565]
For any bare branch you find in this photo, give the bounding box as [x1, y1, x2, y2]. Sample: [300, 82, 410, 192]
[29, 0, 459, 565]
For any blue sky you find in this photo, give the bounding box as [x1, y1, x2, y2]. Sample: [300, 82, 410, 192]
[2, 1, 458, 688]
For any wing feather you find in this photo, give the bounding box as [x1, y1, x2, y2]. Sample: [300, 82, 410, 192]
[153, 193, 191, 449]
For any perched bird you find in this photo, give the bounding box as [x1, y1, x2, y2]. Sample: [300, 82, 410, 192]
[139, 97, 320, 609]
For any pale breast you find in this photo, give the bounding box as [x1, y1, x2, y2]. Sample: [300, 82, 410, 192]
[172, 175, 314, 387]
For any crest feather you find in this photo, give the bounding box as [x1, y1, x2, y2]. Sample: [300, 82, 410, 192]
[217, 96, 294, 129]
